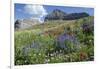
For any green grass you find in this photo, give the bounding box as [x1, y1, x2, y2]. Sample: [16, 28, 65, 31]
[15, 16, 94, 65]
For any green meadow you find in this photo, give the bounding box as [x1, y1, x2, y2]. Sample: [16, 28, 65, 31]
[15, 16, 94, 65]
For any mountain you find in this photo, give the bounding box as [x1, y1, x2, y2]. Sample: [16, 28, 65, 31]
[63, 12, 89, 20]
[45, 9, 89, 21]
[15, 9, 90, 30]
[45, 9, 67, 21]
[15, 18, 40, 30]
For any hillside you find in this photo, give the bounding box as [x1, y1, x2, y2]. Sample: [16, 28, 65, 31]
[15, 16, 94, 65]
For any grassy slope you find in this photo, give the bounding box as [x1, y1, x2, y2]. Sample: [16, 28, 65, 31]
[15, 16, 94, 65]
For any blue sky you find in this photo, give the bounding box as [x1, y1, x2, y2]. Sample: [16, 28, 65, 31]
[15, 4, 94, 21]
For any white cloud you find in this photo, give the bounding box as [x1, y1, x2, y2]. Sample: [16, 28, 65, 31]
[24, 4, 48, 23]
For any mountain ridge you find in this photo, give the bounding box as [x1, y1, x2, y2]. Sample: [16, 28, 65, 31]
[45, 9, 89, 21]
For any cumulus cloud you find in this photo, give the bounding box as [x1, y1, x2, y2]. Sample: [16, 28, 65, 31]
[24, 4, 48, 23]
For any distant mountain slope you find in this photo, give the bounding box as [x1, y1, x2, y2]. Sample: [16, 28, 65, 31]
[15, 19, 40, 30]
[45, 9, 67, 21]
[45, 9, 89, 21]
[15, 9, 90, 30]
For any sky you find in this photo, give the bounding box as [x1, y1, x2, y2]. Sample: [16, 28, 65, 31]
[15, 4, 94, 22]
